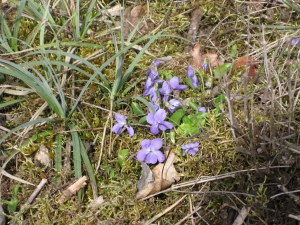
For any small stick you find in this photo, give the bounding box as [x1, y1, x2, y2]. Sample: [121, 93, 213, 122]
[232, 206, 251, 225]
[144, 195, 187, 225]
[26, 178, 48, 204]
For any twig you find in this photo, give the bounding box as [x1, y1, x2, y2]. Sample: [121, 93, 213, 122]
[144, 195, 187, 225]
[288, 214, 300, 221]
[232, 206, 251, 225]
[140, 166, 290, 200]
[26, 178, 48, 204]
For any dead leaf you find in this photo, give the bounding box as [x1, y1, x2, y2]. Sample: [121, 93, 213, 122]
[152, 151, 180, 182]
[87, 196, 105, 209]
[33, 98, 45, 106]
[191, 44, 224, 70]
[137, 162, 154, 191]
[202, 53, 224, 68]
[34, 144, 51, 168]
[184, 7, 204, 53]
[123, 5, 147, 39]
[190, 44, 203, 69]
[232, 56, 258, 77]
[136, 152, 180, 200]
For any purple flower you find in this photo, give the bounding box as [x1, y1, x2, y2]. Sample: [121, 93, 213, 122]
[136, 138, 165, 164]
[198, 107, 206, 113]
[201, 62, 209, 70]
[187, 64, 199, 88]
[181, 142, 199, 156]
[144, 85, 158, 102]
[152, 60, 161, 67]
[169, 76, 187, 91]
[167, 99, 181, 113]
[149, 102, 160, 112]
[159, 81, 172, 102]
[112, 114, 134, 137]
[146, 68, 159, 81]
[291, 38, 299, 46]
[146, 109, 173, 135]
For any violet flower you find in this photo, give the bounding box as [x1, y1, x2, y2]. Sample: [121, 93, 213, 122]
[169, 76, 187, 91]
[152, 60, 161, 67]
[201, 62, 209, 70]
[198, 107, 206, 113]
[187, 64, 199, 88]
[144, 85, 158, 102]
[146, 109, 173, 135]
[181, 142, 199, 156]
[166, 99, 181, 113]
[112, 114, 134, 137]
[136, 138, 165, 164]
[149, 102, 160, 112]
[144, 68, 159, 92]
[291, 38, 299, 46]
[159, 81, 172, 102]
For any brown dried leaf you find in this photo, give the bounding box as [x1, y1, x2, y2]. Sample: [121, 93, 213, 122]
[136, 152, 180, 200]
[184, 7, 204, 53]
[137, 162, 154, 191]
[34, 144, 51, 168]
[123, 5, 147, 39]
[233, 56, 258, 77]
[191, 44, 224, 69]
[202, 53, 224, 68]
[152, 152, 180, 182]
[190, 44, 203, 69]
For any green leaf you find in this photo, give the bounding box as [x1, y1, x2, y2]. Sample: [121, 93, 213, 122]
[118, 149, 129, 168]
[139, 116, 147, 124]
[0, 99, 23, 109]
[230, 44, 238, 57]
[178, 123, 199, 136]
[214, 94, 225, 107]
[170, 108, 185, 126]
[184, 77, 196, 89]
[188, 102, 199, 111]
[214, 63, 232, 79]
[7, 199, 19, 212]
[132, 102, 145, 116]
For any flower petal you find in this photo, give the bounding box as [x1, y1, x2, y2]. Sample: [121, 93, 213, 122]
[154, 150, 165, 162]
[146, 112, 155, 125]
[141, 139, 151, 149]
[136, 149, 147, 162]
[126, 126, 134, 137]
[112, 123, 123, 135]
[154, 109, 166, 123]
[187, 64, 194, 78]
[151, 138, 163, 150]
[114, 114, 126, 123]
[158, 121, 173, 131]
[145, 152, 158, 164]
[150, 124, 159, 135]
[159, 81, 171, 96]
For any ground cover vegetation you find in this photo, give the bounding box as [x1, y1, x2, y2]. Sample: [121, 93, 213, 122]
[0, 0, 299, 224]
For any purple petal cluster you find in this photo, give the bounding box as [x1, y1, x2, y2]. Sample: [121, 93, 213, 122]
[187, 64, 199, 88]
[181, 142, 199, 156]
[166, 99, 181, 113]
[143, 62, 161, 102]
[291, 38, 299, 46]
[146, 109, 173, 135]
[137, 138, 165, 164]
[198, 107, 206, 113]
[112, 114, 134, 137]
